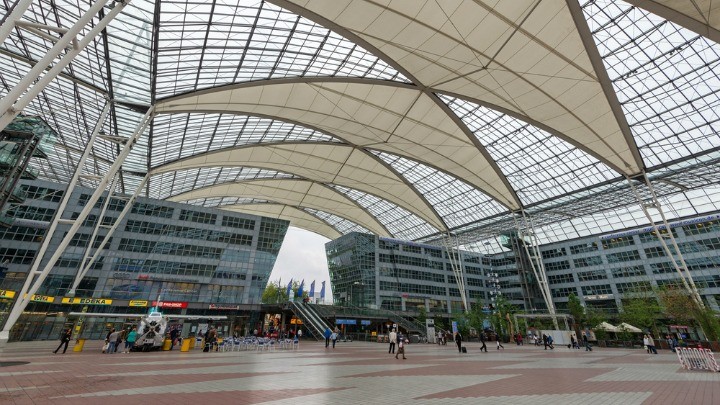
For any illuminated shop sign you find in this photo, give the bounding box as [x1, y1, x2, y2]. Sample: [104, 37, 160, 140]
[0, 290, 16, 299]
[152, 301, 188, 309]
[129, 300, 149, 307]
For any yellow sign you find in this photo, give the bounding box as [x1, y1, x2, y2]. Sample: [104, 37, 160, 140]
[0, 290, 16, 299]
[129, 300, 148, 307]
[290, 318, 304, 325]
[27, 294, 54, 303]
[61, 297, 113, 305]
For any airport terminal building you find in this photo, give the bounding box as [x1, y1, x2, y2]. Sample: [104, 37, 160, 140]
[327, 213, 720, 315]
[0, 179, 289, 341]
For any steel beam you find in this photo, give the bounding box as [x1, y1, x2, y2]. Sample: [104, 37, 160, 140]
[0, 105, 153, 342]
[0, 0, 34, 46]
[626, 173, 704, 308]
[0, 0, 131, 131]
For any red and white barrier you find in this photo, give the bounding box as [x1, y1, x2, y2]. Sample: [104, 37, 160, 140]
[676, 347, 720, 372]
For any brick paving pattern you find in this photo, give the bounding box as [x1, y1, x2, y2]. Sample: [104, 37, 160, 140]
[0, 340, 718, 404]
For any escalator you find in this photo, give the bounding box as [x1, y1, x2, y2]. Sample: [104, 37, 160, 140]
[288, 301, 333, 341]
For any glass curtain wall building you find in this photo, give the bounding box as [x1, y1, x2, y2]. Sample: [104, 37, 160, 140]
[327, 212, 720, 315]
[0, 179, 288, 340]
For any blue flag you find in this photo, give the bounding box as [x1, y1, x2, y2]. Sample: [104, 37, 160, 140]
[286, 278, 293, 298]
[320, 281, 326, 299]
[297, 279, 305, 297]
[309, 280, 316, 298]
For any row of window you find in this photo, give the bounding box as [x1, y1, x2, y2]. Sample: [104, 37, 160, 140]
[117, 238, 224, 259]
[112, 258, 217, 278]
[124, 220, 253, 246]
[378, 266, 445, 283]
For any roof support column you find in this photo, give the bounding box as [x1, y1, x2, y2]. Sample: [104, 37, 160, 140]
[625, 173, 704, 308]
[514, 211, 558, 330]
[442, 233, 468, 313]
[0, 0, 131, 131]
[0, 105, 154, 343]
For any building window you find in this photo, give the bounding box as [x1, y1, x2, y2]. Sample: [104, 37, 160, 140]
[570, 242, 598, 254]
[179, 209, 217, 224]
[606, 250, 641, 263]
[573, 256, 603, 268]
[602, 236, 635, 249]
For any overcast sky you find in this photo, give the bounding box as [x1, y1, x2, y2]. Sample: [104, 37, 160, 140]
[269, 227, 333, 300]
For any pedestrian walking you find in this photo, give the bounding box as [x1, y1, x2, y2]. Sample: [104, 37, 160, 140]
[582, 332, 592, 351]
[107, 329, 120, 354]
[124, 327, 137, 353]
[454, 331, 463, 353]
[53, 328, 72, 354]
[479, 332, 488, 352]
[331, 330, 338, 348]
[496, 336, 504, 350]
[324, 327, 331, 348]
[395, 337, 407, 359]
[645, 334, 658, 354]
[388, 329, 397, 354]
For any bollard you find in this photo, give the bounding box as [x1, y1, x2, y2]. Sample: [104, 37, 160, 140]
[73, 338, 86, 352]
[180, 338, 191, 352]
[162, 338, 172, 351]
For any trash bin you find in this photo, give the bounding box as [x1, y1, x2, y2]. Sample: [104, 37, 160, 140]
[73, 338, 86, 352]
[180, 338, 191, 352]
[162, 338, 172, 351]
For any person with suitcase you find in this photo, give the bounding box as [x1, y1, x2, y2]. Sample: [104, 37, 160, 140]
[454, 331, 463, 353]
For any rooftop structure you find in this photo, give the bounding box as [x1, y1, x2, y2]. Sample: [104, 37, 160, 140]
[0, 0, 718, 248]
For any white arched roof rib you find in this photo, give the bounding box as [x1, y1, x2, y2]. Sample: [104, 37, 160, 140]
[155, 77, 521, 210]
[443, 95, 619, 205]
[149, 141, 447, 231]
[303, 208, 373, 236]
[155, 0, 408, 99]
[150, 112, 342, 168]
[329, 185, 439, 241]
[625, 0, 720, 42]
[147, 167, 297, 200]
[372, 151, 508, 228]
[166, 178, 391, 236]
[277, 0, 644, 175]
[583, 0, 720, 168]
[222, 203, 342, 239]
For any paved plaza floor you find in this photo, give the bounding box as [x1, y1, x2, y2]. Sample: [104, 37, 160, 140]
[1, 339, 719, 404]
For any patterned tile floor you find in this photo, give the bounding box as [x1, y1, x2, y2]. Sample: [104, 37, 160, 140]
[0, 339, 718, 404]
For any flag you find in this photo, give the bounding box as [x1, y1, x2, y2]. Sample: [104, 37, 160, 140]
[320, 281, 326, 299]
[286, 278, 293, 298]
[309, 280, 316, 298]
[297, 279, 305, 297]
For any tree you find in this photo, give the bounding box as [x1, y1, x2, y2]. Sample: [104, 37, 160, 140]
[416, 305, 427, 326]
[657, 285, 720, 341]
[619, 288, 662, 336]
[567, 293, 585, 328]
[261, 279, 292, 304]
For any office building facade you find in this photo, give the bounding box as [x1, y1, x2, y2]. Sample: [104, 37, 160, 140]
[0, 179, 289, 340]
[326, 213, 720, 314]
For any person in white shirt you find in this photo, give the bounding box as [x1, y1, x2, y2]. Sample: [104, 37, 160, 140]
[388, 329, 397, 354]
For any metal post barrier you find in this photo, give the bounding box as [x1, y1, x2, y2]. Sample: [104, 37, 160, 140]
[676, 347, 720, 372]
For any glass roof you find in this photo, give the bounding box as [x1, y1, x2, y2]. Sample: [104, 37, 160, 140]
[155, 0, 406, 99]
[583, 0, 720, 168]
[1, 0, 719, 244]
[442, 95, 620, 205]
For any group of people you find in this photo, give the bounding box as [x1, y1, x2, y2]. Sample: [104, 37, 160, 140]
[387, 329, 408, 359]
[643, 334, 658, 354]
[323, 327, 340, 348]
[103, 326, 138, 353]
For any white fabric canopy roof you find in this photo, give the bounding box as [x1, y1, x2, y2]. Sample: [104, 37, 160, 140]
[2, 0, 720, 241]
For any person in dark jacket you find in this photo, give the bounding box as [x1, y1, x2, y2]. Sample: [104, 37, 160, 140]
[324, 327, 332, 348]
[479, 332, 488, 352]
[53, 329, 72, 354]
[454, 332, 463, 352]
